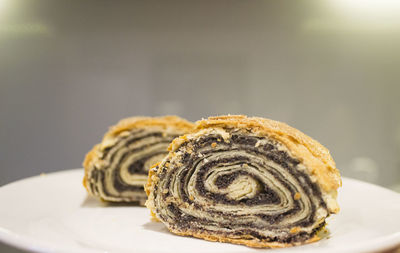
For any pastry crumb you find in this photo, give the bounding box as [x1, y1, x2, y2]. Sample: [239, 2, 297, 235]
[290, 227, 301, 234]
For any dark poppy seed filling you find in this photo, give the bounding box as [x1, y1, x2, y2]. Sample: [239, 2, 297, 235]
[148, 130, 330, 245]
[85, 128, 183, 203]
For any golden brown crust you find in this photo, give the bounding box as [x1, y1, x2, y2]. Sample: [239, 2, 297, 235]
[145, 163, 159, 197]
[172, 229, 321, 248]
[169, 115, 341, 213]
[145, 115, 339, 248]
[145, 163, 162, 221]
[83, 115, 194, 195]
[105, 116, 194, 141]
[82, 143, 99, 191]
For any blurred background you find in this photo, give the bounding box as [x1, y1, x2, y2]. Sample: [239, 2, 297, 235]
[0, 1, 399, 252]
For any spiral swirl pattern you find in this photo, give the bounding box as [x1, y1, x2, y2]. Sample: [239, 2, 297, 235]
[147, 129, 331, 247]
[84, 116, 193, 204]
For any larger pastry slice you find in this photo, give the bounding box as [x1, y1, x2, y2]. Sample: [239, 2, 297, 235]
[146, 115, 341, 248]
[83, 116, 194, 204]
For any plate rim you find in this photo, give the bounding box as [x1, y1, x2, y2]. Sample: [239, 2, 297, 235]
[0, 169, 399, 253]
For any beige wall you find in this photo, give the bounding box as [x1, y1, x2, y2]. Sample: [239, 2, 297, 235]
[1, 1, 399, 188]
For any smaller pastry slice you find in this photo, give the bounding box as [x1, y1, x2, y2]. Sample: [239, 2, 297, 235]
[83, 116, 194, 204]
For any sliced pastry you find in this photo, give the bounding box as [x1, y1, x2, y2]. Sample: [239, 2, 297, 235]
[83, 116, 194, 204]
[146, 115, 341, 248]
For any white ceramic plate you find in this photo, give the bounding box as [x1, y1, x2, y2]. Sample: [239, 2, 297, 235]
[0, 169, 399, 253]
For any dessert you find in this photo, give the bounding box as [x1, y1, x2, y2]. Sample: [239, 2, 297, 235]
[146, 115, 341, 247]
[83, 116, 194, 204]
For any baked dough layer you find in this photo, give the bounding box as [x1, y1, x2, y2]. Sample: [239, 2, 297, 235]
[146, 115, 340, 247]
[83, 116, 193, 204]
